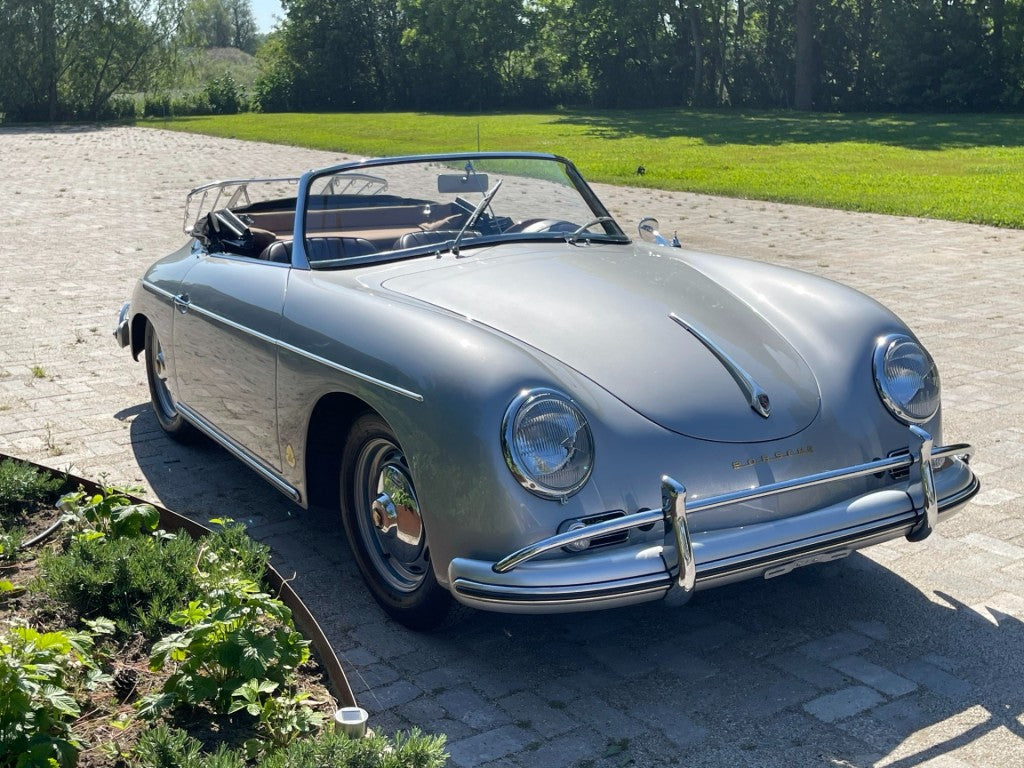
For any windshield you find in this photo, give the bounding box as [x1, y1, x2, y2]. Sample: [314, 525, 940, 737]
[299, 154, 627, 269]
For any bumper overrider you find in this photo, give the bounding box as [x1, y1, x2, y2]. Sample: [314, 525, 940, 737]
[448, 426, 978, 613]
[114, 301, 131, 348]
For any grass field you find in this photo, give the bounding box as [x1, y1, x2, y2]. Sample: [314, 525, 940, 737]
[145, 110, 1024, 228]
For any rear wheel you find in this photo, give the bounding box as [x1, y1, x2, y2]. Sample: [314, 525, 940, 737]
[144, 322, 195, 441]
[340, 413, 458, 630]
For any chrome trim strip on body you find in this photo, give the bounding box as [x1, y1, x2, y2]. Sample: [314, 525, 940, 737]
[669, 312, 773, 418]
[139, 278, 423, 402]
[276, 340, 424, 402]
[176, 402, 301, 502]
[494, 426, 973, 574]
[142, 280, 178, 302]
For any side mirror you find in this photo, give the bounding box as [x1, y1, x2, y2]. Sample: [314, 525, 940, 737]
[638, 217, 681, 248]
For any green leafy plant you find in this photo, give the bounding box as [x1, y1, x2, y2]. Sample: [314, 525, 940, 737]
[0, 458, 63, 519]
[0, 626, 100, 768]
[56, 485, 160, 540]
[145, 576, 310, 715]
[0, 527, 24, 561]
[229, 680, 324, 749]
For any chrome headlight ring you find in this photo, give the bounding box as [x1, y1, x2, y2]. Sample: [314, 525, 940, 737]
[502, 388, 595, 501]
[873, 333, 940, 425]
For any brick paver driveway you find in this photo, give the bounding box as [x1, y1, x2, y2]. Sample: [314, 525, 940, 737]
[2, 125, 1023, 767]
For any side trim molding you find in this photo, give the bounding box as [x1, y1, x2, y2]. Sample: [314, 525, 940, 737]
[141, 278, 423, 402]
[177, 402, 301, 503]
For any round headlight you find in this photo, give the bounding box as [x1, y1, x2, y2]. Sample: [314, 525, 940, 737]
[502, 388, 594, 499]
[873, 334, 940, 424]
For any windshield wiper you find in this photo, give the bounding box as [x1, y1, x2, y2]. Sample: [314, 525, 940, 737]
[453, 179, 502, 258]
[567, 216, 614, 245]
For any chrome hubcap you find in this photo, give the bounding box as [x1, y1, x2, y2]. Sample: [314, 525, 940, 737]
[149, 334, 177, 418]
[356, 440, 428, 593]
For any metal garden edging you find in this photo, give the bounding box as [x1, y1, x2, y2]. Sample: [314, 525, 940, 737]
[1, 454, 357, 710]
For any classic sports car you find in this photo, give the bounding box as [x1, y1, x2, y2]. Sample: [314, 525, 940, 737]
[115, 152, 978, 629]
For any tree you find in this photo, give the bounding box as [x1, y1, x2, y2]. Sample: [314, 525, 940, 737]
[184, 0, 258, 53]
[0, 0, 184, 121]
[399, 0, 531, 109]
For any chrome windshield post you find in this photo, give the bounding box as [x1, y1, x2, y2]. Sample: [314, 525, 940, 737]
[906, 425, 938, 542]
[662, 476, 696, 604]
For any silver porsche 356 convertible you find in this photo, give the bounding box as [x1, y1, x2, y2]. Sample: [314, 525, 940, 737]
[115, 152, 978, 629]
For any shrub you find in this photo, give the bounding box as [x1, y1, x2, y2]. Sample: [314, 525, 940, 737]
[0, 458, 63, 520]
[107, 94, 139, 120]
[204, 74, 244, 115]
[262, 728, 449, 768]
[143, 93, 172, 118]
[41, 533, 202, 637]
[203, 518, 270, 585]
[133, 724, 203, 768]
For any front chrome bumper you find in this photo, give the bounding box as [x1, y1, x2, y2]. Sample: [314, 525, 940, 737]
[448, 426, 978, 613]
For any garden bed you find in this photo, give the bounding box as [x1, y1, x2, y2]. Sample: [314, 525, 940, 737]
[0, 456, 447, 768]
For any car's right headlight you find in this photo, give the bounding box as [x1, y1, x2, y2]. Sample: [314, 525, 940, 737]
[502, 388, 594, 500]
[873, 333, 940, 424]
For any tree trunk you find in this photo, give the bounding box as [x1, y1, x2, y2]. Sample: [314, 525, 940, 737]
[39, 0, 59, 121]
[794, 0, 815, 110]
[686, 2, 704, 104]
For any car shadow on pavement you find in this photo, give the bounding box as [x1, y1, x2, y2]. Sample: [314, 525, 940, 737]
[129, 409, 1022, 766]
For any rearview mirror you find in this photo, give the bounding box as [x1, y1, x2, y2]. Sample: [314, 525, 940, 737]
[438, 173, 489, 194]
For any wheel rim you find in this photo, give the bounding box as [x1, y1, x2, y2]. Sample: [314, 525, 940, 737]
[353, 437, 428, 593]
[147, 329, 178, 420]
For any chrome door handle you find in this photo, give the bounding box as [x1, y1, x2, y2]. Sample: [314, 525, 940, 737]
[173, 293, 190, 313]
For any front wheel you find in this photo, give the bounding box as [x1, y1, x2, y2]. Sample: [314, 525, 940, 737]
[340, 413, 458, 630]
[144, 322, 195, 441]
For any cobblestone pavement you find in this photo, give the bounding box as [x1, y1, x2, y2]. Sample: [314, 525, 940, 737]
[2, 125, 1023, 767]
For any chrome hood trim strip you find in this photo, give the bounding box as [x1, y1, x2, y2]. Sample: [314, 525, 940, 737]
[669, 312, 772, 418]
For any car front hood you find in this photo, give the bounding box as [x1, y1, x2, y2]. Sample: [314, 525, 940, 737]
[381, 244, 821, 442]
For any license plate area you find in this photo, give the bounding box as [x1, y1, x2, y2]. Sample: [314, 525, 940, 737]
[763, 548, 851, 579]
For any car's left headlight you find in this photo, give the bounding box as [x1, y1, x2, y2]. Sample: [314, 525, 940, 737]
[873, 333, 940, 424]
[502, 388, 594, 499]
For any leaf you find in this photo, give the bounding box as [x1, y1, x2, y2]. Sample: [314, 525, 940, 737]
[73, 530, 105, 543]
[236, 630, 276, 679]
[83, 617, 116, 636]
[170, 601, 209, 627]
[40, 684, 80, 717]
[135, 692, 176, 719]
[110, 503, 160, 538]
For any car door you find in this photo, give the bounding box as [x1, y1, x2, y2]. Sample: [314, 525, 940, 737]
[171, 252, 288, 471]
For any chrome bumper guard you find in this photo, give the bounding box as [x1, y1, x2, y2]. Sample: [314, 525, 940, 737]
[113, 301, 131, 348]
[453, 426, 975, 611]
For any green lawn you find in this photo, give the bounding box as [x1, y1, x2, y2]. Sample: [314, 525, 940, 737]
[145, 110, 1024, 228]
